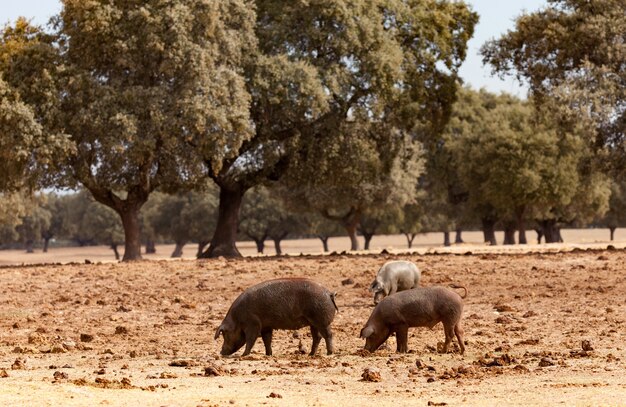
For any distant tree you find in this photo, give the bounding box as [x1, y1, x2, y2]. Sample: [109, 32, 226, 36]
[482, 0, 625, 176]
[600, 179, 626, 241]
[359, 206, 403, 251]
[65, 191, 124, 258]
[240, 186, 303, 255]
[283, 131, 423, 251]
[15, 196, 51, 253]
[145, 188, 219, 258]
[140, 194, 161, 254]
[40, 193, 75, 252]
[443, 88, 606, 244]
[397, 203, 423, 249]
[300, 213, 343, 253]
[179, 189, 219, 257]
[146, 193, 190, 258]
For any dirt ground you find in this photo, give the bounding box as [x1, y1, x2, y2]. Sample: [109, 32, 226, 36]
[1, 247, 626, 406]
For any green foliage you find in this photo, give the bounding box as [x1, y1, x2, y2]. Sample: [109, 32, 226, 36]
[240, 185, 303, 250]
[15, 197, 52, 252]
[481, 0, 625, 170]
[442, 88, 610, 234]
[1, 2, 257, 259]
[64, 191, 124, 247]
[600, 179, 626, 230]
[144, 188, 219, 247]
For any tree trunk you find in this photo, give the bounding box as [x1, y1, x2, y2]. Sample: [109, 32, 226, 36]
[25, 240, 34, 253]
[535, 228, 543, 244]
[120, 207, 143, 261]
[171, 241, 186, 258]
[254, 239, 265, 254]
[197, 240, 209, 257]
[43, 237, 51, 253]
[363, 233, 374, 251]
[318, 236, 330, 252]
[610, 226, 616, 241]
[482, 217, 497, 245]
[321, 207, 361, 251]
[515, 207, 527, 244]
[503, 222, 516, 245]
[404, 233, 416, 249]
[443, 231, 451, 247]
[200, 186, 245, 258]
[273, 239, 283, 256]
[111, 244, 120, 260]
[455, 229, 464, 244]
[541, 220, 560, 243]
[145, 239, 156, 254]
[343, 220, 360, 251]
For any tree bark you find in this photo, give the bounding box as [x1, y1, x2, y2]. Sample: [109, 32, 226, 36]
[171, 241, 186, 258]
[318, 236, 330, 252]
[610, 226, 616, 241]
[404, 233, 416, 249]
[111, 244, 120, 260]
[120, 207, 143, 261]
[200, 186, 245, 258]
[345, 222, 360, 251]
[43, 237, 51, 253]
[363, 232, 374, 250]
[145, 239, 156, 254]
[273, 238, 283, 256]
[196, 240, 209, 257]
[503, 222, 516, 245]
[455, 229, 464, 244]
[321, 207, 361, 251]
[254, 239, 265, 254]
[535, 228, 543, 244]
[540, 220, 560, 243]
[516, 207, 527, 244]
[443, 231, 451, 247]
[482, 217, 497, 245]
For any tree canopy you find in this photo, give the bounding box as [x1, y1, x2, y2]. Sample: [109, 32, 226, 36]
[200, 0, 478, 257]
[482, 0, 625, 171]
[0, 1, 256, 260]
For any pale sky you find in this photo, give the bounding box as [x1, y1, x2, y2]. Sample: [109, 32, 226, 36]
[0, 0, 547, 96]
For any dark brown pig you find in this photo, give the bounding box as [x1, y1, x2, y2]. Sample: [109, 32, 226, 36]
[359, 286, 466, 354]
[215, 278, 338, 357]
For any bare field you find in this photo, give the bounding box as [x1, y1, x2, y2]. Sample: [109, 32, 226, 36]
[0, 228, 624, 266]
[1, 244, 626, 406]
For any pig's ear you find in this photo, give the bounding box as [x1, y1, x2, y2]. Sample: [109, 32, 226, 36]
[214, 325, 224, 340]
[368, 281, 378, 292]
[360, 326, 374, 339]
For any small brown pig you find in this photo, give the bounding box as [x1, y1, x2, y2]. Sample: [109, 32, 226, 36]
[360, 286, 466, 354]
[215, 278, 338, 357]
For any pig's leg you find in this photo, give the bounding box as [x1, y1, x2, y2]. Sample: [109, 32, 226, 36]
[261, 329, 273, 356]
[395, 325, 409, 353]
[319, 325, 334, 355]
[309, 326, 322, 356]
[241, 325, 261, 356]
[441, 323, 455, 353]
[388, 281, 398, 296]
[454, 323, 465, 355]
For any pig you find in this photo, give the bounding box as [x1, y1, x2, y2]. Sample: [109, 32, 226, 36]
[214, 278, 338, 357]
[369, 260, 421, 304]
[360, 285, 466, 354]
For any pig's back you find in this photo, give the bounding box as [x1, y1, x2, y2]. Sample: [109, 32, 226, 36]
[233, 278, 335, 330]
